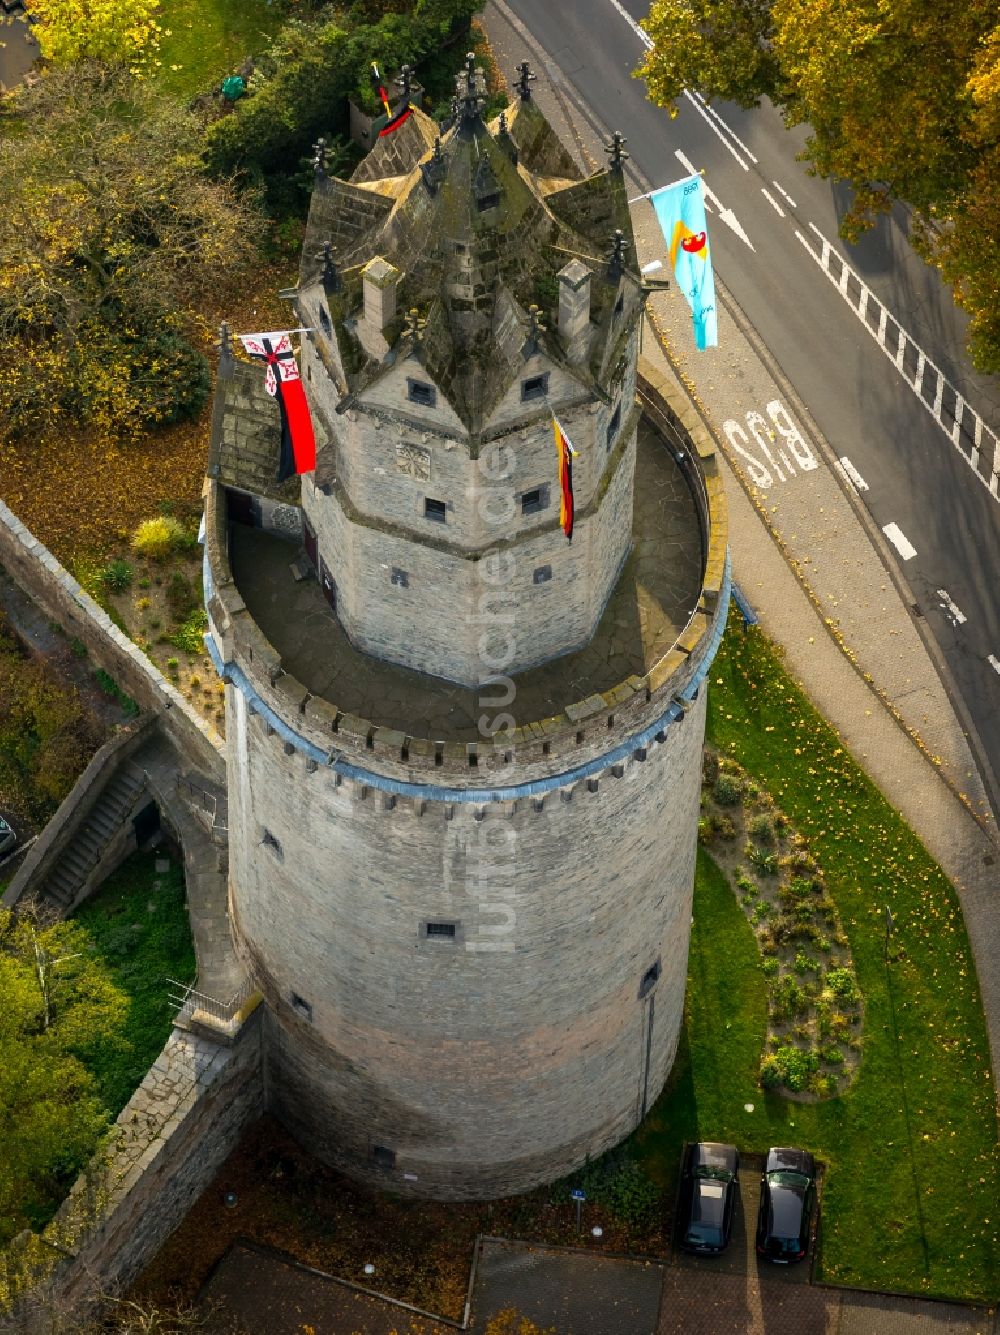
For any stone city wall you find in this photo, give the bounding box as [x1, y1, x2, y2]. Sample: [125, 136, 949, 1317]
[0, 501, 224, 787]
[0, 1015, 263, 1333]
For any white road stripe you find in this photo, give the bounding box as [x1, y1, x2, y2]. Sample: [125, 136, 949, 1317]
[761, 187, 785, 218]
[602, 0, 752, 171]
[836, 456, 869, 492]
[988, 654, 1000, 675]
[936, 589, 967, 625]
[883, 523, 917, 560]
[794, 225, 1000, 507]
[773, 180, 797, 208]
[691, 90, 759, 163]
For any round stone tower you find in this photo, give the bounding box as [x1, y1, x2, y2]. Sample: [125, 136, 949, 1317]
[204, 68, 729, 1199]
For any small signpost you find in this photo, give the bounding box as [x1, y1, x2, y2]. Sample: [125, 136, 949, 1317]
[884, 905, 894, 962]
[570, 1187, 586, 1233]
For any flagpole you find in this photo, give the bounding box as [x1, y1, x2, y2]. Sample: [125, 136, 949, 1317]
[628, 171, 700, 205]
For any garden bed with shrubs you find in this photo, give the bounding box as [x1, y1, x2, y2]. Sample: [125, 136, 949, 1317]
[699, 750, 862, 1098]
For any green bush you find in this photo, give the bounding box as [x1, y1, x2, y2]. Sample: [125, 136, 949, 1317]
[168, 609, 208, 655]
[166, 570, 199, 621]
[746, 844, 778, 875]
[760, 1045, 819, 1093]
[99, 559, 133, 593]
[132, 517, 187, 562]
[825, 967, 860, 1003]
[771, 974, 808, 1022]
[748, 813, 774, 843]
[713, 773, 742, 806]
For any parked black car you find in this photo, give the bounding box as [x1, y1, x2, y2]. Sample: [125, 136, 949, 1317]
[0, 814, 16, 858]
[678, 1142, 740, 1254]
[756, 1146, 816, 1263]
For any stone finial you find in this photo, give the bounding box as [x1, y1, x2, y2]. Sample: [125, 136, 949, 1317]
[605, 131, 629, 173]
[514, 61, 536, 101]
[526, 303, 547, 352]
[457, 54, 486, 124]
[218, 321, 233, 368]
[496, 110, 518, 164]
[312, 137, 328, 179]
[557, 259, 592, 365]
[320, 243, 341, 297]
[607, 228, 630, 279]
[403, 307, 426, 344]
[421, 136, 447, 194]
[362, 256, 401, 333]
[395, 63, 413, 102]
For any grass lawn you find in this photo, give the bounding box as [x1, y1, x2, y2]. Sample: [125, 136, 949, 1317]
[634, 617, 1000, 1301]
[74, 849, 196, 1116]
[156, 0, 287, 98]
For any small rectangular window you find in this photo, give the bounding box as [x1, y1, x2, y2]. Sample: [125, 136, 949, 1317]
[521, 373, 549, 402]
[477, 191, 501, 213]
[372, 1144, 396, 1168]
[425, 921, 457, 939]
[262, 828, 283, 860]
[291, 993, 313, 1021]
[521, 486, 546, 516]
[391, 567, 409, 588]
[613, 291, 625, 321]
[424, 497, 447, 523]
[606, 403, 621, 449]
[533, 565, 552, 585]
[407, 378, 436, 408]
[319, 305, 332, 335]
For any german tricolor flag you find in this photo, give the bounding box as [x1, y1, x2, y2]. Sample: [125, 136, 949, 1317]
[552, 414, 578, 542]
[370, 62, 392, 117]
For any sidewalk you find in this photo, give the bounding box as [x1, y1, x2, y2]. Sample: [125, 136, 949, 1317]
[484, 0, 1000, 1091]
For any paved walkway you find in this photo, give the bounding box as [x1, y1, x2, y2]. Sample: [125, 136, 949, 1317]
[484, 0, 1000, 1104]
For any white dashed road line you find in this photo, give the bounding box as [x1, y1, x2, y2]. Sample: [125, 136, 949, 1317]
[936, 590, 968, 625]
[794, 222, 1000, 503]
[773, 180, 797, 208]
[761, 188, 785, 218]
[883, 523, 917, 560]
[836, 456, 869, 493]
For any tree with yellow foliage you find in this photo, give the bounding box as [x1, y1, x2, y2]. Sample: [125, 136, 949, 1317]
[640, 0, 1000, 370]
[0, 63, 261, 444]
[24, 0, 162, 67]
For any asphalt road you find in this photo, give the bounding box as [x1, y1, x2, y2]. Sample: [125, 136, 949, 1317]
[500, 0, 1000, 807]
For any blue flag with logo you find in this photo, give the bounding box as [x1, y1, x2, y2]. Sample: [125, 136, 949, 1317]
[649, 174, 717, 350]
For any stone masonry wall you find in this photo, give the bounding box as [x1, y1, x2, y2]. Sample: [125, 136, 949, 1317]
[0, 1016, 263, 1332]
[0, 501, 224, 787]
[227, 683, 706, 1199]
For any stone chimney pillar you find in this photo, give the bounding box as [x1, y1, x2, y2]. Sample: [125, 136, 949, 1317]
[558, 259, 592, 365]
[362, 256, 400, 332]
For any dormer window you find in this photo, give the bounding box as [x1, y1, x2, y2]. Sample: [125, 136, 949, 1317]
[425, 497, 447, 523]
[613, 291, 625, 322]
[319, 305, 332, 336]
[521, 373, 549, 402]
[477, 191, 501, 212]
[408, 378, 436, 408]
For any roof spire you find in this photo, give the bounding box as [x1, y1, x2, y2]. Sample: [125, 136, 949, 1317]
[403, 307, 427, 346]
[421, 135, 447, 193]
[218, 321, 234, 375]
[514, 61, 536, 101]
[312, 137, 329, 180]
[395, 63, 414, 103]
[605, 131, 629, 173]
[457, 52, 487, 127]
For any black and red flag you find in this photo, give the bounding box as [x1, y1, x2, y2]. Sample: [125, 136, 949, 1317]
[370, 60, 413, 137]
[238, 331, 316, 483]
[552, 414, 578, 542]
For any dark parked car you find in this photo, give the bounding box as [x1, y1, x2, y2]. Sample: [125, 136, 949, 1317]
[679, 1142, 740, 1254]
[756, 1146, 816, 1263]
[0, 815, 16, 858]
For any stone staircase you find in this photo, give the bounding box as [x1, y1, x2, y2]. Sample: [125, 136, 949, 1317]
[41, 762, 147, 912]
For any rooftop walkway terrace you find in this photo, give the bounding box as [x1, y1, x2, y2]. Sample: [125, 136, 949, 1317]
[228, 414, 704, 744]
